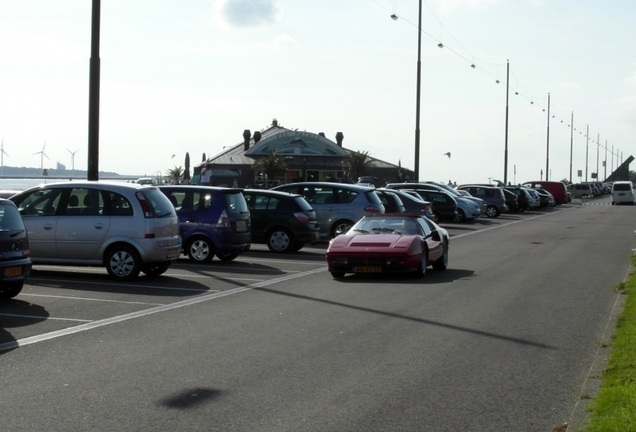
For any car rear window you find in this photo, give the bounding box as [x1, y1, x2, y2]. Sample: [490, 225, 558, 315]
[293, 197, 313, 212]
[138, 189, 176, 218]
[0, 203, 25, 231]
[364, 190, 384, 206]
[613, 183, 632, 191]
[224, 191, 249, 215]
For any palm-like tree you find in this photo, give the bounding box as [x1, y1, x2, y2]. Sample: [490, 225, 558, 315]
[166, 166, 184, 184]
[343, 150, 374, 181]
[251, 149, 288, 187]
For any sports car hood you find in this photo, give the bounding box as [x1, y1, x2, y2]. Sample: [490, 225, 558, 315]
[329, 233, 414, 250]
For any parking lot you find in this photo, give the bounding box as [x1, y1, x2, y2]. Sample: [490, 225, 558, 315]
[0, 197, 598, 351]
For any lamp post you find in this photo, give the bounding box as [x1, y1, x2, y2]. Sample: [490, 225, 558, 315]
[585, 125, 589, 182]
[545, 93, 550, 181]
[569, 112, 574, 183]
[88, 0, 101, 181]
[391, 0, 422, 182]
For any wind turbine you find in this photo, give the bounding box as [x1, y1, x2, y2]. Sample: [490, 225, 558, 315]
[67, 148, 79, 177]
[0, 138, 9, 176]
[33, 141, 50, 170]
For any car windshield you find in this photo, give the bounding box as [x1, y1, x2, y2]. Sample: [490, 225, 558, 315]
[352, 216, 419, 235]
[224, 191, 249, 215]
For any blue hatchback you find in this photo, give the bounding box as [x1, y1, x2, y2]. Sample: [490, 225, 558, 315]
[159, 186, 251, 263]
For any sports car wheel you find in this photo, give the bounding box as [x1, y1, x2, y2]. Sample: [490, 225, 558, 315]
[330, 271, 346, 278]
[485, 205, 499, 218]
[217, 252, 239, 262]
[106, 246, 141, 281]
[267, 228, 293, 253]
[432, 243, 448, 271]
[187, 237, 214, 263]
[141, 262, 171, 277]
[416, 249, 429, 277]
[453, 209, 465, 223]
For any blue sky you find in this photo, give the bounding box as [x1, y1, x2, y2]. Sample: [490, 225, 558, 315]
[1, 0, 635, 184]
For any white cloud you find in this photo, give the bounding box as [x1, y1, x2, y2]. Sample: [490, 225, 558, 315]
[213, 0, 282, 28]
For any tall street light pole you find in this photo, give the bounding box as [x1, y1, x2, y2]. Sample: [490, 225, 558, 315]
[595, 133, 600, 181]
[569, 112, 573, 183]
[88, 0, 101, 181]
[414, 0, 422, 182]
[545, 93, 550, 181]
[585, 125, 589, 182]
[503, 60, 510, 185]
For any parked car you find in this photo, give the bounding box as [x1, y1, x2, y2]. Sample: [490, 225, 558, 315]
[160, 185, 251, 262]
[399, 188, 458, 222]
[325, 213, 449, 278]
[385, 183, 478, 222]
[503, 187, 531, 212]
[374, 189, 406, 214]
[535, 188, 556, 207]
[502, 188, 519, 212]
[456, 185, 508, 217]
[611, 181, 635, 205]
[522, 181, 568, 205]
[241, 189, 320, 253]
[0, 199, 32, 299]
[524, 188, 541, 209]
[272, 182, 385, 239]
[10, 181, 181, 280]
[375, 188, 438, 223]
[567, 183, 594, 199]
[421, 182, 487, 216]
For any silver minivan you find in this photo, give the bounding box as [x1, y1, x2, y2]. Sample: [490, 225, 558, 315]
[10, 181, 182, 280]
[272, 182, 385, 239]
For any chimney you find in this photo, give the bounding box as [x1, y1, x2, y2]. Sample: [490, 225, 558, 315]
[253, 131, 262, 143]
[335, 132, 344, 147]
[243, 129, 251, 151]
[318, 132, 325, 137]
[272, 118, 278, 127]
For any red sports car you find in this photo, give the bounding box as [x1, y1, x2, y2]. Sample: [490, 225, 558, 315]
[325, 214, 449, 278]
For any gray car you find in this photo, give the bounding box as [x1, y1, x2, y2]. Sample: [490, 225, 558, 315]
[272, 182, 385, 239]
[10, 181, 182, 280]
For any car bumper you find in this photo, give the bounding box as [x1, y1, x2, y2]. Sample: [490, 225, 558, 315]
[0, 258, 32, 281]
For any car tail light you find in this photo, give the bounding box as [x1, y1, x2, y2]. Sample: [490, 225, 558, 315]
[216, 210, 230, 227]
[136, 192, 154, 218]
[364, 205, 382, 213]
[294, 212, 310, 224]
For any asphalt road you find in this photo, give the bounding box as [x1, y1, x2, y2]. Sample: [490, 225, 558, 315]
[0, 197, 632, 431]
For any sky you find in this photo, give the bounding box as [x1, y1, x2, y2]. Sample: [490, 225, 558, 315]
[1, 0, 635, 184]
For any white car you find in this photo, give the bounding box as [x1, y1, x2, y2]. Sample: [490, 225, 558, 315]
[10, 181, 182, 280]
[611, 181, 635, 205]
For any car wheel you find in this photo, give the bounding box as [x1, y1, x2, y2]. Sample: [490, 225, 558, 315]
[186, 237, 214, 263]
[330, 271, 345, 278]
[432, 243, 448, 271]
[141, 262, 171, 277]
[416, 249, 429, 277]
[433, 212, 441, 223]
[332, 220, 354, 237]
[486, 205, 499, 218]
[0, 280, 24, 300]
[106, 246, 142, 281]
[217, 252, 239, 262]
[453, 209, 465, 223]
[267, 228, 294, 253]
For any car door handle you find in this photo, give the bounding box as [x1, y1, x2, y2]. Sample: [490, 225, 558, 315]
[43, 224, 53, 230]
[94, 224, 105, 230]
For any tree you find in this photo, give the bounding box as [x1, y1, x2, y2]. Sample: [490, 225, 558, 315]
[343, 150, 374, 181]
[166, 166, 184, 184]
[251, 149, 288, 187]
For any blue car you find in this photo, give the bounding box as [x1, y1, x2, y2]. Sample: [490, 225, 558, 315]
[159, 186, 251, 263]
[0, 199, 32, 299]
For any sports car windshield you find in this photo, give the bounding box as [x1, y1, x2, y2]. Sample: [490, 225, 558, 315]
[351, 216, 420, 235]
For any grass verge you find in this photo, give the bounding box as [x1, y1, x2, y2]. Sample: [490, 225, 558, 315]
[578, 260, 636, 431]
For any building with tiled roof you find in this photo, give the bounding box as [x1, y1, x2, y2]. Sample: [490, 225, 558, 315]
[193, 119, 412, 187]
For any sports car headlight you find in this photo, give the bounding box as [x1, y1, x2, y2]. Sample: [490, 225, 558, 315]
[386, 258, 405, 265]
[331, 258, 349, 265]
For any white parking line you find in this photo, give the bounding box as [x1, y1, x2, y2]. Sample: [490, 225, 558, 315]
[18, 293, 166, 306]
[0, 266, 328, 352]
[0, 313, 92, 323]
